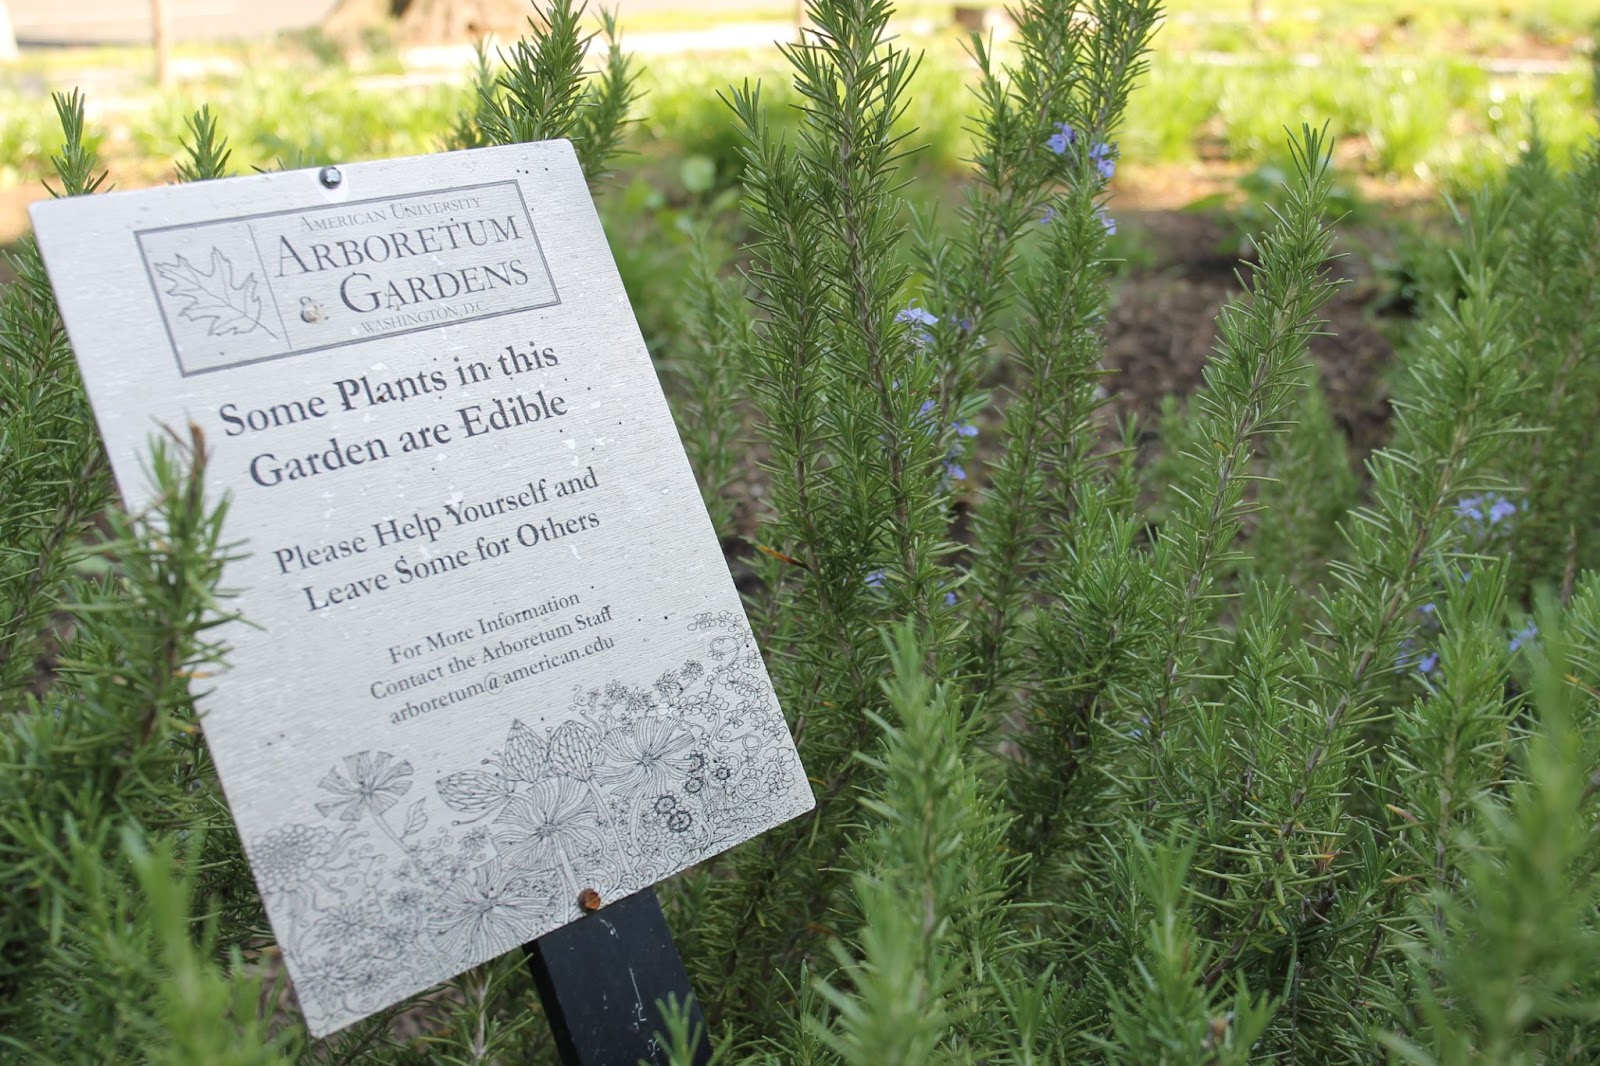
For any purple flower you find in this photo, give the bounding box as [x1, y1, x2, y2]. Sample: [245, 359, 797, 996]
[1456, 493, 1521, 528]
[1040, 205, 1058, 225]
[944, 591, 958, 606]
[1510, 621, 1538, 653]
[866, 569, 887, 589]
[953, 419, 979, 438]
[1396, 637, 1416, 670]
[1097, 207, 1117, 235]
[944, 460, 967, 481]
[1418, 650, 1440, 675]
[896, 304, 938, 346]
[1089, 141, 1116, 179]
[1046, 122, 1076, 155]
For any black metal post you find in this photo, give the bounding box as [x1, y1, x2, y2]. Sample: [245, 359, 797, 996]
[526, 886, 712, 1066]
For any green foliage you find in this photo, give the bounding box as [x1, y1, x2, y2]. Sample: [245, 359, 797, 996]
[1248, 369, 1358, 609]
[175, 105, 234, 183]
[669, 232, 753, 537]
[1485, 135, 1600, 596]
[1124, 54, 1594, 183]
[1091, 832, 1273, 1065]
[0, 93, 111, 699]
[1381, 595, 1600, 1064]
[128, 832, 295, 1066]
[0, 421, 259, 1059]
[806, 624, 1013, 1064]
[1140, 125, 1338, 790]
[445, 0, 639, 182]
[8, 1, 1600, 1063]
[955, 0, 1158, 706]
[134, 74, 463, 175]
[1187, 156, 1369, 258]
[3, 15, 1593, 191]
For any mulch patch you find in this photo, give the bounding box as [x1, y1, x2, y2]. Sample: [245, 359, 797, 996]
[1102, 207, 1397, 463]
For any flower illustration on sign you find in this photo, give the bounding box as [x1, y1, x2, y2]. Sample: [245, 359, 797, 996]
[246, 823, 363, 907]
[436, 768, 517, 815]
[314, 900, 383, 950]
[427, 859, 556, 962]
[595, 718, 698, 796]
[492, 777, 606, 883]
[495, 718, 548, 782]
[316, 751, 414, 821]
[546, 720, 602, 781]
[153, 247, 278, 339]
[250, 615, 810, 1033]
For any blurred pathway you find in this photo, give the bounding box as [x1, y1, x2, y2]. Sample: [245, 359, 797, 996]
[9, 0, 337, 44]
[7, 0, 791, 45]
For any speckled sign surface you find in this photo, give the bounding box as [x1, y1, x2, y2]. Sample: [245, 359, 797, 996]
[30, 141, 813, 1038]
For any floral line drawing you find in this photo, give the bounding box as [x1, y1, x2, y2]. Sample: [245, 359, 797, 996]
[246, 613, 811, 1035]
[153, 247, 278, 340]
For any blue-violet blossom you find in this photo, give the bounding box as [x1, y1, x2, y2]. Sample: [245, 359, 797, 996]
[1457, 493, 1521, 527]
[896, 304, 938, 346]
[1088, 140, 1116, 179]
[1510, 621, 1538, 653]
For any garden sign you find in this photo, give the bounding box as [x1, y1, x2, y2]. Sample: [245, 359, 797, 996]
[30, 142, 814, 1038]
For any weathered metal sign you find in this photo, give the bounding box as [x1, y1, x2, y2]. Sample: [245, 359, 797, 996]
[32, 142, 813, 1038]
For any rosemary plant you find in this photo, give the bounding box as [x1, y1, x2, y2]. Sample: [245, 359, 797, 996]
[5, 1, 1600, 1062]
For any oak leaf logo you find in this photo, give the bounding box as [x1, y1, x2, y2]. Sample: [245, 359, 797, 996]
[154, 248, 277, 339]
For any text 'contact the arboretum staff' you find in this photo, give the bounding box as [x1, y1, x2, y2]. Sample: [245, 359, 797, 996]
[388, 631, 616, 725]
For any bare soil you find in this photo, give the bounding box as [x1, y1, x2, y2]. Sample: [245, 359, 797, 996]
[1103, 206, 1399, 462]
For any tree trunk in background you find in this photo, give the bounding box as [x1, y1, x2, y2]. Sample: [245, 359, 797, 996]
[151, 0, 171, 86]
[392, 0, 528, 42]
[324, 0, 526, 43]
[324, 0, 397, 34]
[0, 0, 18, 63]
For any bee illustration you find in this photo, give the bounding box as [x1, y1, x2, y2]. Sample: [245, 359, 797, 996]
[298, 296, 326, 323]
